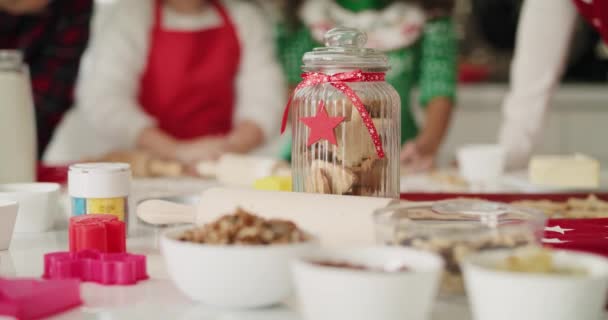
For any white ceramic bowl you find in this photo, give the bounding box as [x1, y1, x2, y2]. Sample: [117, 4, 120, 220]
[0, 199, 18, 250]
[161, 226, 318, 308]
[0, 183, 60, 233]
[292, 247, 443, 320]
[463, 249, 608, 320]
[457, 144, 505, 183]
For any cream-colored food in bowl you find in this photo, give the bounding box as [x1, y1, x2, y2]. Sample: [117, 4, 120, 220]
[161, 210, 318, 308]
[292, 247, 443, 320]
[463, 248, 608, 320]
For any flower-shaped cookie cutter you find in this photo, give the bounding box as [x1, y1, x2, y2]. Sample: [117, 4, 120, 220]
[43, 250, 148, 285]
[0, 277, 81, 320]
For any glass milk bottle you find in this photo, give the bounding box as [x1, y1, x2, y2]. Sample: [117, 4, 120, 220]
[0, 50, 36, 183]
[290, 28, 401, 198]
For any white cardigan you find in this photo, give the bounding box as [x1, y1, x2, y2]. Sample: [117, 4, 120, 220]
[498, 0, 579, 169]
[45, 0, 286, 163]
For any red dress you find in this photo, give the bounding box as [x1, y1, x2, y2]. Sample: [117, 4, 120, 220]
[572, 0, 608, 44]
[138, 0, 240, 140]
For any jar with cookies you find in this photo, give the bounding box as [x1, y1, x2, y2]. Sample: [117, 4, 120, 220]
[285, 27, 400, 198]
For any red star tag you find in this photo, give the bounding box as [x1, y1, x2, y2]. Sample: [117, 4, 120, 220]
[300, 101, 345, 147]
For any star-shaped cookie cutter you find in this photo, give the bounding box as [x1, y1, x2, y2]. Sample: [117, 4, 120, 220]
[43, 250, 148, 285]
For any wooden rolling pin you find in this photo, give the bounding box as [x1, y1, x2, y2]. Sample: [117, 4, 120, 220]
[137, 187, 399, 246]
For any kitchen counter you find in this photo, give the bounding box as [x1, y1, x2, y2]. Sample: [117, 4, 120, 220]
[4, 174, 608, 319]
[2, 226, 473, 320]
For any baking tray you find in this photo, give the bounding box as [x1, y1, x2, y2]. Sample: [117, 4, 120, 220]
[400, 192, 608, 203]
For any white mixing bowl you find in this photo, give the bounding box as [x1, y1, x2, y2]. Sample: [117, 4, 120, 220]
[0, 183, 60, 233]
[292, 246, 443, 320]
[463, 249, 608, 320]
[161, 226, 318, 308]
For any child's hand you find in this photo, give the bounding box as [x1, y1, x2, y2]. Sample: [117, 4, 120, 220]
[174, 136, 231, 165]
[400, 141, 436, 173]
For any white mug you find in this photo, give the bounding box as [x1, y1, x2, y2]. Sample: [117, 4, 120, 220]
[0, 183, 60, 233]
[0, 199, 18, 250]
[457, 145, 506, 184]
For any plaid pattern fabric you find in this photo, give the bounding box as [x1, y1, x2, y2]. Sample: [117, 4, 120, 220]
[0, 0, 93, 157]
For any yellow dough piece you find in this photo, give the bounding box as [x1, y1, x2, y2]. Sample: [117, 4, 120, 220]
[254, 176, 292, 192]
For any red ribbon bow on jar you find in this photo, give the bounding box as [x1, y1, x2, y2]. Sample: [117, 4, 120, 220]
[280, 70, 387, 158]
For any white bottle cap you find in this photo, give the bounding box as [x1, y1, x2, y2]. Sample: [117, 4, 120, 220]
[68, 163, 131, 198]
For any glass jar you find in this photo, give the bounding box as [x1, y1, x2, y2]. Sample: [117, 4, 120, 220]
[374, 199, 546, 295]
[291, 28, 400, 198]
[0, 50, 36, 184]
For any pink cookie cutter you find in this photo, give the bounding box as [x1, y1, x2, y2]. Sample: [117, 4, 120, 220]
[0, 277, 81, 320]
[43, 250, 148, 285]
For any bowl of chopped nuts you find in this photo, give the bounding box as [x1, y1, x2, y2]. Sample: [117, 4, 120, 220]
[160, 208, 318, 308]
[463, 248, 608, 320]
[292, 246, 443, 320]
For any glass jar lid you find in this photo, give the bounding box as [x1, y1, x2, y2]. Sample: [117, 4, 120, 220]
[374, 199, 547, 238]
[302, 27, 389, 72]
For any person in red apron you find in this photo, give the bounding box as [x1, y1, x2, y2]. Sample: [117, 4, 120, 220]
[498, 0, 608, 169]
[44, 0, 285, 165]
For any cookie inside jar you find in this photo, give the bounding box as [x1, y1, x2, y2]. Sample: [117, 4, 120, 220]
[303, 97, 391, 197]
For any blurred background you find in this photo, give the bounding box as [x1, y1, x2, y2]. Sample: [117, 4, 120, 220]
[90, 0, 608, 164]
[3, 0, 608, 174]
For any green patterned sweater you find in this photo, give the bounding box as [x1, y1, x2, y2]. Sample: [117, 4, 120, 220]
[276, 15, 457, 161]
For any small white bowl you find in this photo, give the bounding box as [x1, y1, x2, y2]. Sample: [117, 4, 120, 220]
[0, 183, 60, 233]
[292, 247, 443, 320]
[463, 249, 608, 320]
[0, 200, 18, 250]
[457, 144, 505, 183]
[161, 226, 318, 308]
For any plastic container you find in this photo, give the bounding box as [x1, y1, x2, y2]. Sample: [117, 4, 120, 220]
[68, 163, 131, 225]
[290, 27, 400, 198]
[374, 199, 546, 295]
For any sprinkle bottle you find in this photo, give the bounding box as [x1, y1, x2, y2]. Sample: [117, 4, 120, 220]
[68, 163, 131, 226]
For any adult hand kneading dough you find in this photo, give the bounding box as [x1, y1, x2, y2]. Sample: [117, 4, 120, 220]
[137, 188, 399, 246]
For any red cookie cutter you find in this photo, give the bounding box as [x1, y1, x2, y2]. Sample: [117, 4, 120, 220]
[0, 277, 81, 320]
[69, 214, 126, 253]
[43, 250, 148, 285]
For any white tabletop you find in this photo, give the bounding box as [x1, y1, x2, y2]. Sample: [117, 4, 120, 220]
[2, 224, 472, 320]
[4, 175, 607, 320]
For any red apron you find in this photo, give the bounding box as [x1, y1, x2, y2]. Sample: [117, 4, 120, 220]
[572, 0, 608, 44]
[138, 0, 240, 140]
